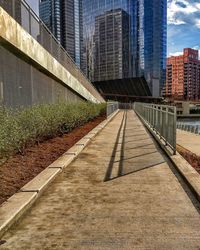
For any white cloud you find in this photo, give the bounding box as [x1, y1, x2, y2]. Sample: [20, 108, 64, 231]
[169, 51, 183, 57]
[168, 0, 200, 28]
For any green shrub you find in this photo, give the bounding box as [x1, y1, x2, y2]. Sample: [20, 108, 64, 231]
[0, 102, 106, 159]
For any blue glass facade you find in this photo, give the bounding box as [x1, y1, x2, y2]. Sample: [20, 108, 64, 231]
[82, 0, 167, 96]
[138, 0, 167, 97]
[82, 0, 137, 82]
[74, 0, 81, 66]
[39, 0, 83, 69]
[39, 0, 61, 43]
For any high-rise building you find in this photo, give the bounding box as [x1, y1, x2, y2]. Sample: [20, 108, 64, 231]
[138, 0, 167, 97]
[165, 48, 200, 100]
[39, 0, 61, 43]
[94, 9, 130, 81]
[39, 0, 83, 69]
[39, 0, 166, 96]
[82, 0, 167, 97]
[83, 0, 137, 82]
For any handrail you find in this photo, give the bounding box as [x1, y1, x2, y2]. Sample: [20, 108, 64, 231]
[177, 122, 200, 135]
[0, 0, 104, 102]
[107, 102, 119, 118]
[134, 102, 177, 154]
[21, 0, 88, 80]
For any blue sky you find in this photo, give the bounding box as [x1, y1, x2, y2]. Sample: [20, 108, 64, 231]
[26, 0, 39, 15]
[167, 0, 200, 56]
[26, 0, 200, 57]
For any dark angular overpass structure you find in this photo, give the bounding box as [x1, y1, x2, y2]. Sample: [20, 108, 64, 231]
[93, 77, 161, 103]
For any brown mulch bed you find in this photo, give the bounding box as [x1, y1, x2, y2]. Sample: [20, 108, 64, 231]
[0, 116, 105, 205]
[177, 144, 200, 174]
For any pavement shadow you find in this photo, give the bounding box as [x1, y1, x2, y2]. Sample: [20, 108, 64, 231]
[104, 110, 127, 181]
[104, 110, 165, 182]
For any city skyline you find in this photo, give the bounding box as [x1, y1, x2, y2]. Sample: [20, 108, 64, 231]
[82, 0, 166, 97]
[39, 0, 84, 69]
[26, 0, 200, 57]
[82, 0, 137, 83]
[93, 9, 131, 81]
[1, 1, 200, 247]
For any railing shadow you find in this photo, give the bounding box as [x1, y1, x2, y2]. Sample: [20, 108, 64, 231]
[104, 109, 200, 216]
[109, 161, 165, 181]
[104, 110, 165, 182]
[114, 143, 155, 153]
[104, 110, 127, 181]
[113, 151, 158, 163]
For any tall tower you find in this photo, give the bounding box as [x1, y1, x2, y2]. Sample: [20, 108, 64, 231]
[94, 9, 130, 81]
[82, 0, 167, 97]
[39, 0, 83, 69]
[138, 0, 167, 97]
[39, 0, 61, 43]
[82, 0, 137, 82]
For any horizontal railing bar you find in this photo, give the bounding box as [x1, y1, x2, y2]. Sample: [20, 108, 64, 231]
[133, 102, 177, 155]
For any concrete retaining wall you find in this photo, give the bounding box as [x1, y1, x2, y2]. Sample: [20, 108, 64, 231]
[0, 7, 104, 107]
[0, 45, 83, 107]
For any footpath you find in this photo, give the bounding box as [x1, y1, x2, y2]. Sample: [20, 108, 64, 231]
[1, 110, 200, 249]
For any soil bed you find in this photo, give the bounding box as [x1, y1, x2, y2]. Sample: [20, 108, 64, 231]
[0, 116, 105, 205]
[177, 144, 200, 174]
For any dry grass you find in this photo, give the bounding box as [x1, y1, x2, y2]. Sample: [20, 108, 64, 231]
[0, 102, 106, 159]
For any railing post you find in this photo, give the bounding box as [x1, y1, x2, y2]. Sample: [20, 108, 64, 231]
[133, 102, 177, 155]
[173, 106, 177, 154]
[155, 106, 157, 131]
[165, 107, 169, 145]
[159, 107, 162, 138]
[151, 106, 153, 126]
[153, 106, 155, 129]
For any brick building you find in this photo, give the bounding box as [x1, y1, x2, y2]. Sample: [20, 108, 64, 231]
[165, 48, 200, 100]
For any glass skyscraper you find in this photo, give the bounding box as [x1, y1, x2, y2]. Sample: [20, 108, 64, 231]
[39, 0, 61, 43]
[82, 0, 137, 82]
[39, 0, 83, 69]
[137, 0, 167, 97]
[82, 0, 167, 97]
[94, 9, 130, 81]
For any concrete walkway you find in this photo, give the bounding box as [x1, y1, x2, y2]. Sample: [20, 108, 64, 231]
[1, 110, 200, 249]
[177, 129, 200, 156]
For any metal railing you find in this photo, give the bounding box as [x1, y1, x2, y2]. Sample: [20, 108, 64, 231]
[134, 102, 177, 154]
[0, 0, 103, 102]
[177, 122, 200, 135]
[107, 102, 119, 118]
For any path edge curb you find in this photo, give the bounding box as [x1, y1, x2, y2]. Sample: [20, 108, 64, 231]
[0, 110, 119, 239]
